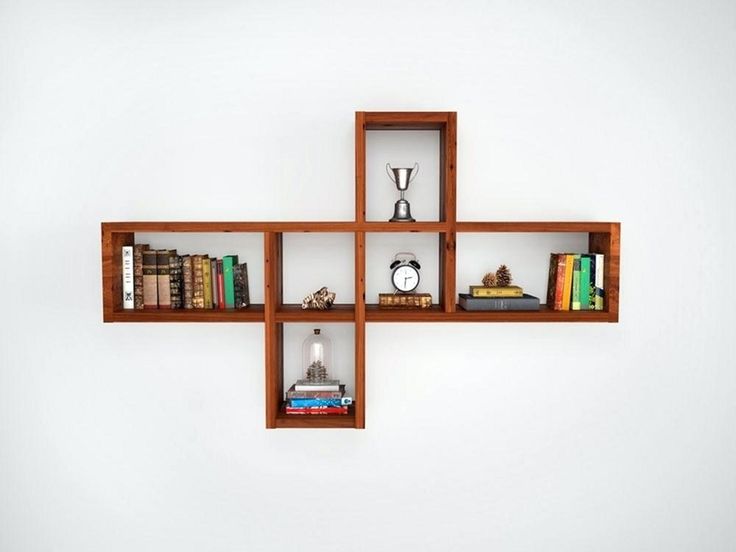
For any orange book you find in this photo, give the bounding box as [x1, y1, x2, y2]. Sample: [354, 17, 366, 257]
[561, 254, 574, 310]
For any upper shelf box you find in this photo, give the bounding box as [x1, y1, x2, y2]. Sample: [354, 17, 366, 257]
[356, 112, 456, 225]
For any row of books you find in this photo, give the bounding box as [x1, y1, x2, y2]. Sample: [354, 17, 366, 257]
[284, 380, 351, 415]
[546, 253, 604, 311]
[122, 244, 250, 310]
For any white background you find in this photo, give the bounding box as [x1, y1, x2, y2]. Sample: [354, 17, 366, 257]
[2, 1, 735, 551]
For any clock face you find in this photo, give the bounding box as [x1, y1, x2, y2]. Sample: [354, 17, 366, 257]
[392, 264, 420, 292]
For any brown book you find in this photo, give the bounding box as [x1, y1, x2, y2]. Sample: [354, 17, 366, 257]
[156, 250, 172, 309]
[378, 293, 432, 309]
[142, 249, 158, 309]
[169, 253, 183, 309]
[133, 244, 149, 309]
[182, 255, 193, 309]
[192, 255, 205, 309]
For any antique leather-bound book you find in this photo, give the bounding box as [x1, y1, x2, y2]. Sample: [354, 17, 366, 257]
[202, 256, 213, 309]
[233, 263, 250, 309]
[168, 252, 183, 309]
[192, 255, 205, 309]
[156, 250, 172, 309]
[181, 255, 193, 309]
[133, 243, 149, 309]
[142, 249, 158, 309]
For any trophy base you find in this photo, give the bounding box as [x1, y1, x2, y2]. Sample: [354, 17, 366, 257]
[389, 199, 415, 223]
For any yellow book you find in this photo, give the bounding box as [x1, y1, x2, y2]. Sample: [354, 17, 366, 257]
[202, 257, 213, 309]
[561, 254, 574, 310]
[469, 285, 523, 297]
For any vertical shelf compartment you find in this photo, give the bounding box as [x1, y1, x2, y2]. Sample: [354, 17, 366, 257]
[100, 223, 265, 322]
[264, 232, 365, 429]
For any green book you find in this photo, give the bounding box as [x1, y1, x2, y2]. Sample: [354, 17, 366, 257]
[223, 255, 239, 308]
[579, 255, 591, 310]
[571, 254, 581, 310]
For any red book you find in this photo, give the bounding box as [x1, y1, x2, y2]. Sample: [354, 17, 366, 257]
[217, 259, 225, 310]
[285, 406, 349, 415]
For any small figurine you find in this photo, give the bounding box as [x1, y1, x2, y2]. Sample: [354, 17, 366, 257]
[301, 286, 336, 310]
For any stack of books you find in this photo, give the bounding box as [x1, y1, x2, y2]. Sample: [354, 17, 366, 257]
[122, 244, 250, 311]
[458, 285, 540, 311]
[546, 253, 604, 311]
[284, 379, 352, 415]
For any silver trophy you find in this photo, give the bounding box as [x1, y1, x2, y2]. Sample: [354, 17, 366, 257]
[386, 162, 419, 222]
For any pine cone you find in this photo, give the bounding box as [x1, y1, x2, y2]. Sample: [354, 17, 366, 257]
[482, 272, 497, 287]
[495, 265, 512, 287]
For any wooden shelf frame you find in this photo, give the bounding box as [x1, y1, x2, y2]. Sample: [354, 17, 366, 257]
[101, 111, 620, 429]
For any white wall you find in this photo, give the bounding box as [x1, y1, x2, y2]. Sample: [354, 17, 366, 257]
[2, 1, 735, 551]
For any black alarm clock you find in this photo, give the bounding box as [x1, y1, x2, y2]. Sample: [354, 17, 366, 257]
[390, 252, 421, 293]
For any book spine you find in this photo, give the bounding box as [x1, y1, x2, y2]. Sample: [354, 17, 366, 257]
[210, 258, 218, 308]
[142, 249, 158, 309]
[458, 295, 540, 311]
[546, 254, 558, 308]
[217, 259, 225, 310]
[242, 263, 250, 307]
[571, 255, 581, 310]
[288, 398, 345, 408]
[561, 254, 574, 310]
[182, 255, 193, 309]
[156, 250, 171, 309]
[122, 246, 134, 309]
[285, 406, 348, 415]
[554, 254, 566, 310]
[471, 286, 523, 297]
[579, 255, 591, 310]
[133, 244, 149, 310]
[595, 254, 605, 311]
[233, 264, 244, 309]
[223, 255, 238, 308]
[169, 253, 182, 309]
[192, 255, 204, 309]
[587, 254, 596, 310]
[202, 257, 213, 309]
[286, 390, 345, 399]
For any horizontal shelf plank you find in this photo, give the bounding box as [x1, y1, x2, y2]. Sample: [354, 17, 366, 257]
[456, 222, 619, 233]
[364, 111, 453, 130]
[102, 221, 358, 233]
[366, 304, 615, 322]
[105, 305, 265, 322]
[359, 222, 449, 232]
[275, 304, 355, 322]
[274, 405, 357, 429]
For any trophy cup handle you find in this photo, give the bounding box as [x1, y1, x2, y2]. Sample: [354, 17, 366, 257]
[409, 162, 419, 183]
[385, 163, 393, 181]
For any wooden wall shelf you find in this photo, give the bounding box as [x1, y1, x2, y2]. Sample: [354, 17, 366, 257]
[101, 111, 620, 429]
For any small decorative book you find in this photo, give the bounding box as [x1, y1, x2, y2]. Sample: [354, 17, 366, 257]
[378, 293, 432, 309]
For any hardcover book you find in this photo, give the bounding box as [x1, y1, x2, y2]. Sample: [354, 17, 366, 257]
[210, 257, 218, 308]
[594, 253, 605, 310]
[222, 255, 238, 308]
[546, 253, 559, 308]
[202, 256, 213, 309]
[181, 255, 193, 309]
[579, 255, 591, 311]
[294, 379, 341, 392]
[233, 263, 250, 309]
[285, 405, 349, 415]
[122, 246, 134, 309]
[156, 250, 172, 309]
[378, 293, 432, 308]
[192, 255, 205, 309]
[133, 243, 149, 310]
[562, 254, 574, 310]
[469, 285, 523, 298]
[458, 293, 540, 311]
[142, 249, 158, 309]
[217, 259, 225, 310]
[288, 398, 350, 408]
[571, 254, 582, 310]
[286, 384, 346, 399]
[169, 253, 183, 309]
